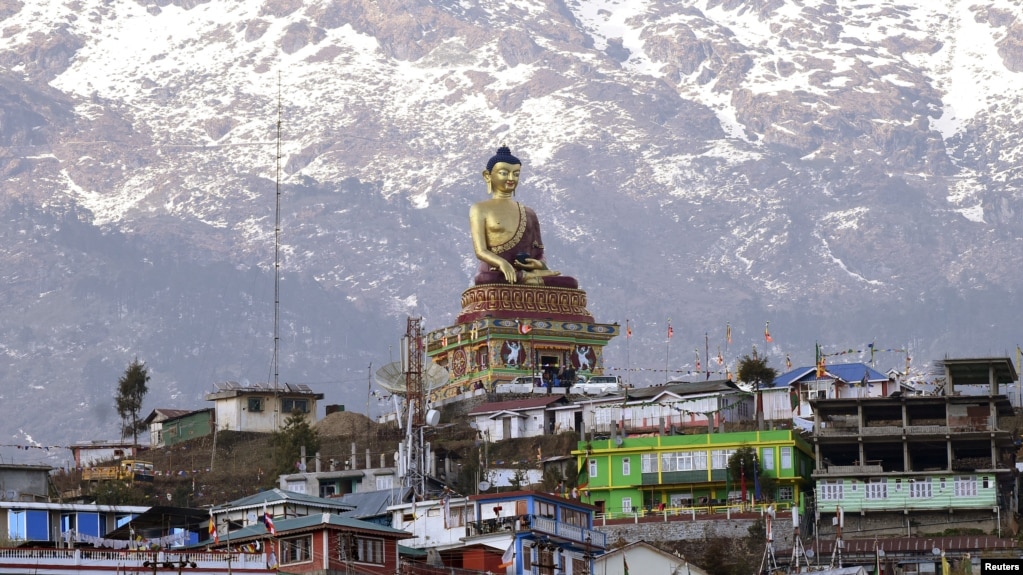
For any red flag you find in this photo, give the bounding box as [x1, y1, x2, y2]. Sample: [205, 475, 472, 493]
[667, 322, 673, 339]
[764, 322, 773, 343]
[518, 321, 532, 335]
[209, 509, 218, 544]
[262, 503, 276, 536]
[694, 350, 701, 371]
[626, 320, 632, 338]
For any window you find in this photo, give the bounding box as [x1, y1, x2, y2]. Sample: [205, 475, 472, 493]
[561, 508, 587, 527]
[535, 501, 555, 518]
[818, 480, 843, 501]
[589, 459, 597, 478]
[954, 476, 977, 497]
[693, 451, 708, 471]
[286, 480, 307, 494]
[354, 536, 385, 564]
[761, 449, 774, 471]
[711, 450, 728, 469]
[9, 510, 50, 541]
[641, 453, 658, 473]
[282, 398, 309, 414]
[661, 452, 677, 472]
[780, 447, 792, 469]
[247, 397, 264, 412]
[281, 536, 312, 564]
[376, 475, 394, 490]
[777, 486, 794, 501]
[865, 478, 887, 499]
[621, 497, 633, 513]
[678, 451, 693, 471]
[909, 478, 932, 498]
[622, 457, 631, 476]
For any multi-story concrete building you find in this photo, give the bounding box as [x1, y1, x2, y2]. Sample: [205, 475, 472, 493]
[810, 357, 1018, 537]
[573, 430, 814, 517]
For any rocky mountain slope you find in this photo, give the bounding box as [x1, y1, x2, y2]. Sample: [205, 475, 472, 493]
[1, 0, 1022, 459]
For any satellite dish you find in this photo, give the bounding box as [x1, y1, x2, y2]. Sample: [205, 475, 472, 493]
[478, 481, 491, 492]
[932, 548, 942, 556]
[614, 436, 624, 446]
[298, 462, 307, 472]
[468, 421, 479, 430]
[878, 549, 886, 558]
[805, 550, 815, 559]
[247, 512, 257, 523]
[425, 409, 441, 427]
[374, 361, 450, 395]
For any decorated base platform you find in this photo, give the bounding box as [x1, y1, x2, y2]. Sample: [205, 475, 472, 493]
[456, 283, 594, 324]
[427, 284, 618, 402]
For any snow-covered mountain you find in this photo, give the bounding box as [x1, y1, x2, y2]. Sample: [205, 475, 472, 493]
[1, 0, 1022, 459]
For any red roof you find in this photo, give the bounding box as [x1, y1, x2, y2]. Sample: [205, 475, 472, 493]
[468, 395, 566, 415]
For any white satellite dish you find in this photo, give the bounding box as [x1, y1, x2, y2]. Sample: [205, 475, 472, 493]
[478, 481, 491, 492]
[805, 550, 815, 559]
[374, 361, 450, 395]
[614, 436, 624, 446]
[425, 409, 441, 427]
[247, 512, 257, 523]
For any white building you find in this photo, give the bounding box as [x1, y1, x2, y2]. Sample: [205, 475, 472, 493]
[388, 495, 472, 550]
[468, 396, 567, 441]
[594, 541, 711, 575]
[205, 381, 323, 433]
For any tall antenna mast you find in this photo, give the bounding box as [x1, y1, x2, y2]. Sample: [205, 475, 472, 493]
[273, 73, 283, 431]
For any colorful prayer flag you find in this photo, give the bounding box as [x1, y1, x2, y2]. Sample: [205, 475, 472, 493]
[624, 555, 630, 575]
[626, 319, 632, 338]
[499, 542, 516, 569]
[667, 320, 673, 339]
[208, 509, 218, 544]
[726, 322, 732, 345]
[764, 321, 772, 343]
[262, 503, 276, 536]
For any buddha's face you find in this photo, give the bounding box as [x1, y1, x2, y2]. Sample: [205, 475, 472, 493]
[485, 162, 521, 196]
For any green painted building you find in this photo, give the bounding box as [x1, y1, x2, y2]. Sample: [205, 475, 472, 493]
[572, 430, 814, 517]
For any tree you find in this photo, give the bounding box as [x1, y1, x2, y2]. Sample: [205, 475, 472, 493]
[737, 350, 778, 430]
[271, 409, 321, 480]
[728, 446, 777, 504]
[115, 358, 150, 445]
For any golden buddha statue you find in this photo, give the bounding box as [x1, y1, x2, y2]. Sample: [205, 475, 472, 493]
[469, 146, 578, 288]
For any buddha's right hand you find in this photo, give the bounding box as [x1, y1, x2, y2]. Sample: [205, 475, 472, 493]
[498, 260, 518, 283]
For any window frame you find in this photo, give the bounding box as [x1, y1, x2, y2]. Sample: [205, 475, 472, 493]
[354, 536, 385, 565]
[281, 535, 313, 565]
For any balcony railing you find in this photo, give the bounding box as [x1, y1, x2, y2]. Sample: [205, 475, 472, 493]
[466, 515, 606, 548]
[531, 516, 606, 548]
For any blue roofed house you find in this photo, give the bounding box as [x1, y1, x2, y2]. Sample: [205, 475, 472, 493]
[765, 363, 891, 421]
[462, 490, 606, 575]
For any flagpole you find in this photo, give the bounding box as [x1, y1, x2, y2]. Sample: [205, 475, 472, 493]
[625, 319, 631, 389]
[666, 319, 672, 384]
[705, 332, 710, 381]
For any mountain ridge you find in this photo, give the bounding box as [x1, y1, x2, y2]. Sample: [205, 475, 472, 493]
[0, 0, 1021, 460]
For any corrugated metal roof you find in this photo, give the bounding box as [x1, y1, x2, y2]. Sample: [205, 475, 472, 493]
[468, 395, 566, 415]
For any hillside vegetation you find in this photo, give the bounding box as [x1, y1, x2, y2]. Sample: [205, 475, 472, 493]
[53, 411, 579, 507]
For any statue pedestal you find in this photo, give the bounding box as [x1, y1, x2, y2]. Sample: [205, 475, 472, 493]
[426, 284, 618, 402]
[456, 283, 593, 324]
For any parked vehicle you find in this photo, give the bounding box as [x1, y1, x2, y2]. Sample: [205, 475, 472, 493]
[570, 375, 623, 395]
[81, 459, 155, 483]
